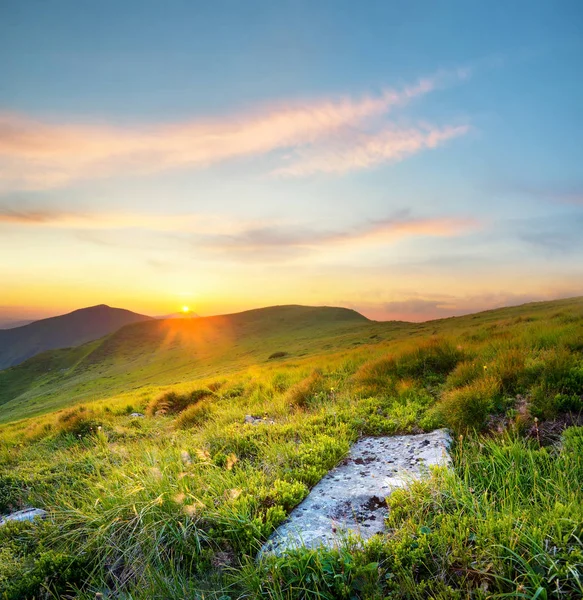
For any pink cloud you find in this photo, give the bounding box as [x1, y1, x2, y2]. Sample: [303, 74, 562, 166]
[0, 71, 468, 190]
[273, 124, 470, 177]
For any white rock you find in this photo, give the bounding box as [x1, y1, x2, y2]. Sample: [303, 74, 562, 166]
[261, 429, 451, 555]
[0, 508, 48, 526]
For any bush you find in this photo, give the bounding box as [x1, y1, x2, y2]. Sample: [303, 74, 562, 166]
[445, 360, 483, 390]
[490, 347, 528, 394]
[146, 388, 212, 416]
[271, 371, 293, 393]
[437, 376, 500, 432]
[353, 357, 397, 397]
[55, 407, 101, 437]
[285, 371, 326, 409]
[354, 338, 463, 396]
[175, 401, 213, 429]
[207, 381, 224, 392]
[268, 351, 288, 360]
[396, 338, 464, 381]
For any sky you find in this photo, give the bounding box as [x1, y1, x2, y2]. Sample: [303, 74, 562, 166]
[1, 0, 582, 325]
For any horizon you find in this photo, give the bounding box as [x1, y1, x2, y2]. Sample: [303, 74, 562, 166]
[2, 1, 582, 323]
[2, 293, 582, 330]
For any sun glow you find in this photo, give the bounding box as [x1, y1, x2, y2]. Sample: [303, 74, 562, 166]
[182, 306, 190, 313]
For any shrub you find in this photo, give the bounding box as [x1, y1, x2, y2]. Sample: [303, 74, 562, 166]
[436, 376, 500, 432]
[55, 407, 101, 437]
[271, 371, 293, 393]
[207, 381, 224, 392]
[285, 370, 325, 409]
[221, 382, 246, 399]
[175, 401, 213, 429]
[353, 357, 397, 397]
[146, 388, 212, 415]
[445, 360, 483, 390]
[268, 351, 288, 360]
[396, 338, 464, 381]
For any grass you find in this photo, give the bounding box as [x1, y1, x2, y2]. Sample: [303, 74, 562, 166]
[0, 297, 582, 598]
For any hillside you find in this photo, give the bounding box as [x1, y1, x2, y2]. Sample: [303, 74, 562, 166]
[2, 298, 582, 424]
[0, 297, 582, 598]
[0, 304, 152, 370]
[0, 304, 382, 422]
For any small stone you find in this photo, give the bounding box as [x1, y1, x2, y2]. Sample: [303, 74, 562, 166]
[0, 508, 47, 526]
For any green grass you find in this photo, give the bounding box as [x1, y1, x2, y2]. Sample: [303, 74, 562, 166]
[0, 297, 582, 598]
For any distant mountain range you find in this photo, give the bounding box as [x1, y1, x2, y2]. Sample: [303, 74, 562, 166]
[0, 305, 152, 370]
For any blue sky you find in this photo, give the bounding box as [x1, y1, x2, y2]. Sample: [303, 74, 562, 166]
[0, 0, 582, 323]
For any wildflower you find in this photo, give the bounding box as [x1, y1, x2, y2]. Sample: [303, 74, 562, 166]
[483, 365, 488, 370]
[173, 492, 186, 504]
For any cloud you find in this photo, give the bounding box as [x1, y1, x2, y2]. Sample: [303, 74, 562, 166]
[273, 124, 470, 176]
[0, 70, 469, 190]
[192, 213, 480, 261]
[345, 290, 582, 322]
[0, 206, 243, 234]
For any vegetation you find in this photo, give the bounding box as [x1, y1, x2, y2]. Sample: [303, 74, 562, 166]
[0, 298, 582, 598]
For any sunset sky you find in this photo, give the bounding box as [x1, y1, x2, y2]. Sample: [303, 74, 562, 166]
[1, 0, 582, 325]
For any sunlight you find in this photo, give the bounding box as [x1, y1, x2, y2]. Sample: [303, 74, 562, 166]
[182, 305, 190, 313]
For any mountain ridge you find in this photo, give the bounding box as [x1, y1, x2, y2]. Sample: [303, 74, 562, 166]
[0, 304, 153, 370]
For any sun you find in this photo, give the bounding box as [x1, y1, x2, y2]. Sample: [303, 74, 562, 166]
[182, 306, 190, 313]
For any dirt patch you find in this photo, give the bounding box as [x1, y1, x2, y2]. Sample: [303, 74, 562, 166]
[527, 412, 583, 445]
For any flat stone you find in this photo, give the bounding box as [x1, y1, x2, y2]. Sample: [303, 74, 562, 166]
[261, 429, 451, 555]
[0, 508, 48, 526]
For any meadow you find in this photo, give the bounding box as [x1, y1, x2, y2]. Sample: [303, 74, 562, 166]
[0, 297, 582, 599]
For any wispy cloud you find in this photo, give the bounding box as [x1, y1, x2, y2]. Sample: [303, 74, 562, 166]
[0, 203, 480, 262]
[0, 70, 470, 190]
[346, 290, 582, 322]
[0, 206, 242, 233]
[273, 124, 470, 176]
[191, 213, 480, 261]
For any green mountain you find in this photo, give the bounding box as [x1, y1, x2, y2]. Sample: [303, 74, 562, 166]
[0, 304, 152, 370]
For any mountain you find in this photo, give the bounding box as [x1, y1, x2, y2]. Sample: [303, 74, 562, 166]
[0, 318, 35, 329]
[0, 304, 153, 370]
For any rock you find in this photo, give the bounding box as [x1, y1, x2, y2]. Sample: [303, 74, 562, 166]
[129, 412, 145, 418]
[244, 415, 275, 425]
[260, 429, 451, 555]
[0, 508, 48, 526]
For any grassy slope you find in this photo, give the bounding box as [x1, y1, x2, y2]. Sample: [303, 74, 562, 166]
[0, 304, 405, 423]
[2, 297, 582, 424]
[0, 297, 582, 599]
